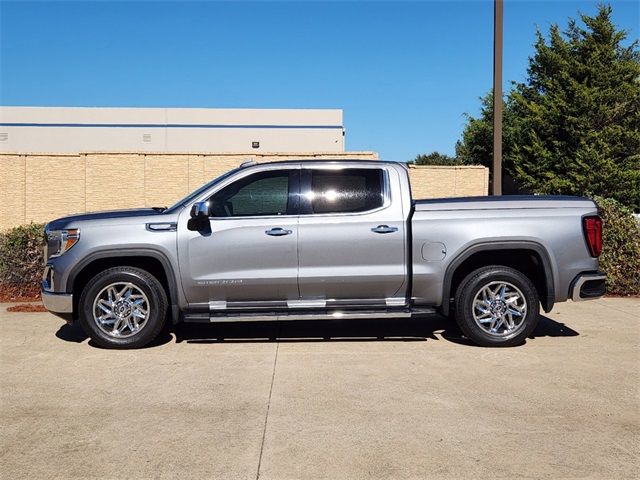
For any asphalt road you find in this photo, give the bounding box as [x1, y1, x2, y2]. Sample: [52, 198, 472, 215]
[1, 298, 638, 479]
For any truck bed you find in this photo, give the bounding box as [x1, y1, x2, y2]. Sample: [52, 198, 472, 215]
[413, 195, 597, 211]
[410, 194, 600, 308]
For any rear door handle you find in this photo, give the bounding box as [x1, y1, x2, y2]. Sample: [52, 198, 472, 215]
[371, 225, 398, 234]
[265, 227, 293, 236]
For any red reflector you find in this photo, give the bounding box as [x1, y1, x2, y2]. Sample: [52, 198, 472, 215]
[583, 216, 603, 257]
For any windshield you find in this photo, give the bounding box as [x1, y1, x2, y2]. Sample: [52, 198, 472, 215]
[165, 168, 241, 213]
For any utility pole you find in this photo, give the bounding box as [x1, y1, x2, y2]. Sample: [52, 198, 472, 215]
[493, 0, 503, 195]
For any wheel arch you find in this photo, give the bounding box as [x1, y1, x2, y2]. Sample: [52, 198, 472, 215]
[441, 241, 555, 316]
[68, 249, 180, 324]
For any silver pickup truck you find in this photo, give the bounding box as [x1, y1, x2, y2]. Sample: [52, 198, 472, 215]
[42, 160, 606, 348]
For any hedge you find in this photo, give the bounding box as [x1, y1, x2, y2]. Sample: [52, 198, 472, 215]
[0, 223, 45, 298]
[595, 197, 640, 296]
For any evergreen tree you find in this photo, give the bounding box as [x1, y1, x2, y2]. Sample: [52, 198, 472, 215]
[412, 151, 462, 165]
[457, 5, 640, 208]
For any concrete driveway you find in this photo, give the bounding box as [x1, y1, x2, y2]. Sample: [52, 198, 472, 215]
[1, 298, 638, 479]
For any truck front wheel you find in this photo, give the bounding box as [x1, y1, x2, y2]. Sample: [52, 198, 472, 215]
[454, 266, 540, 347]
[78, 266, 168, 349]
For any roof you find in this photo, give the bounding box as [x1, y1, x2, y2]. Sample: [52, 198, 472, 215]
[249, 159, 400, 168]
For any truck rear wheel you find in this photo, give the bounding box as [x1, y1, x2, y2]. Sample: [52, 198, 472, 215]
[454, 266, 540, 347]
[78, 266, 168, 349]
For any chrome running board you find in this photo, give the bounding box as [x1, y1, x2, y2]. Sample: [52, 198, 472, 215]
[183, 307, 436, 323]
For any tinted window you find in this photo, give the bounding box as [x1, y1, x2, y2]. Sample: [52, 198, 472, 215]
[309, 169, 384, 214]
[166, 168, 241, 213]
[209, 170, 293, 217]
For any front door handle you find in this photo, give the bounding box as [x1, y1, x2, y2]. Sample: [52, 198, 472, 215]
[265, 227, 293, 236]
[371, 225, 398, 234]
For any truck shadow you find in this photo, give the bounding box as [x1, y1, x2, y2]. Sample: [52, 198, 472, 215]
[55, 314, 579, 348]
[173, 314, 579, 346]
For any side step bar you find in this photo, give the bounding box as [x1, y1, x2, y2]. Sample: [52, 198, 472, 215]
[183, 307, 436, 324]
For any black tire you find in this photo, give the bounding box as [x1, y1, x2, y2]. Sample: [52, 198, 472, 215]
[78, 266, 168, 349]
[454, 265, 540, 347]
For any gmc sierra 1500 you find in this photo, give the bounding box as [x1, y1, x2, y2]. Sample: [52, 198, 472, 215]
[42, 160, 606, 348]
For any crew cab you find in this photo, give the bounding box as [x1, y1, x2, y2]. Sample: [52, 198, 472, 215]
[41, 160, 606, 348]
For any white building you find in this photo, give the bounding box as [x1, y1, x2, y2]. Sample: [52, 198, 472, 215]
[0, 106, 345, 154]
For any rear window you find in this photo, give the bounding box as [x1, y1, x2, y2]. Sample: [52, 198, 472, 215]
[308, 169, 384, 214]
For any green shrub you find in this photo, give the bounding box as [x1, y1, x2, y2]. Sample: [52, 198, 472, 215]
[595, 197, 640, 296]
[0, 223, 45, 289]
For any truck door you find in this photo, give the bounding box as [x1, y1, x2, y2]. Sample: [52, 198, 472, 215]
[297, 166, 407, 306]
[179, 168, 300, 309]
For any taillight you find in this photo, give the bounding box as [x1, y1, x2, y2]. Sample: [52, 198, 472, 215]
[583, 216, 603, 257]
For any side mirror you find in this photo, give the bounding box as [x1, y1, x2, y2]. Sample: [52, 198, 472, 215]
[190, 201, 209, 219]
[187, 201, 210, 231]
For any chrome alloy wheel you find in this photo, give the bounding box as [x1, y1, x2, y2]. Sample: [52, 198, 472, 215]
[92, 282, 150, 338]
[472, 281, 528, 337]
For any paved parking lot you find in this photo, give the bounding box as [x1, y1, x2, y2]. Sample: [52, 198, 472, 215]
[1, 298, 638, 479]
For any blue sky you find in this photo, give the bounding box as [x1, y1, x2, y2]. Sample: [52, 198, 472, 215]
[1, 0, 638, 160]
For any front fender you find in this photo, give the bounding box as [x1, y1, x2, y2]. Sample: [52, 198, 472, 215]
[65, 248, 182, 324]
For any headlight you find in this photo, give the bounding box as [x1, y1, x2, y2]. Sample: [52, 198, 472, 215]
[45, 229, 80, 258]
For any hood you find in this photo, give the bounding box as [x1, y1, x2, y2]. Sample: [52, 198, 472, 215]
[45, 208, 164, 230]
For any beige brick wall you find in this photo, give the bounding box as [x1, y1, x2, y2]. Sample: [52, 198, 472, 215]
[407, 164, 489, 199]
[0, 153, 488, 231]
[25, 154, 86, 224]
[0, 151, 377, 230]
[0, 155, 26, 229]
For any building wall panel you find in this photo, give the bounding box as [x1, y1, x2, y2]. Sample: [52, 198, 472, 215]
[25, 155, 85, 224]
[407, 165, 489, 199]
[85, 154, 146, 211]
[188, 156, 205, 191]
[144, 155, 191, 208]
[0, 155, 26, 228]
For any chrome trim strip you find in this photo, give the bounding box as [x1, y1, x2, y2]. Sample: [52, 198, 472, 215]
[571, 273, 606, 302]
[325, 298, 387, 307]
[385, 297, 408, 307]
[208, 310, 412, 323]
[287, 299, 327, 308]
[209, 301, 227, 310]
[224, 300, 289, 310]
[207, 298, 393, 311]
[146, 222, 177, 232]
